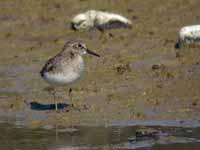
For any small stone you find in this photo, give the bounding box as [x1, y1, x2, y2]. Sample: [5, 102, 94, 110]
[151, 64, 166, 70]
[152, 64, 160, 70]
[127, 8, 134, 12]
[149, 31, 154, 35]
[192, 102, 197, 106]
[132, 16, 139, 20]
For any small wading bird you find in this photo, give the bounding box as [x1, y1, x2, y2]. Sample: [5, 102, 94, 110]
[40, 40, 100, 111]
[71, 10, 132, 32]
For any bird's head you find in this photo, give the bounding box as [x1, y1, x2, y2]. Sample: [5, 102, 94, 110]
[63, 40, 100, 57]
[71, 14, 92, 30]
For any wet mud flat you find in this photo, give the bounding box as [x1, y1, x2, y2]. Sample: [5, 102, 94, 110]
[0, 0, 200, 127]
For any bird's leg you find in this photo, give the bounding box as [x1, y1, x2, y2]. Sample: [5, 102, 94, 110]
[45, 86, 58, 112]
[68, 88, 73, 102]
[98, 27, 106, 43]
[68, 87, 76, 110]
[68, 88, 81, 112]
[52, 88, 58, 112]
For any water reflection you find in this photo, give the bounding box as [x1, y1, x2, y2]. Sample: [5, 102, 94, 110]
[0, 123, 199, 150]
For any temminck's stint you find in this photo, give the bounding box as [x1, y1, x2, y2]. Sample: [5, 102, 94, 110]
[40, 40, 100, 111]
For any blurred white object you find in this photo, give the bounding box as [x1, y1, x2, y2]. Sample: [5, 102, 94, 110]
[179, 25, 200, 44]
[71, 10, 132, 31]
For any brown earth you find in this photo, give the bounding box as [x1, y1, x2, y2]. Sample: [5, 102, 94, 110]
[0, 0, 200, 127]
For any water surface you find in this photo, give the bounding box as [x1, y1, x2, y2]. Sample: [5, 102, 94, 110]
[0, 122, 199, 150]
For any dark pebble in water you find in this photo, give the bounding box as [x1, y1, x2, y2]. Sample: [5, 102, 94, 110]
[128, 137, 136, 143]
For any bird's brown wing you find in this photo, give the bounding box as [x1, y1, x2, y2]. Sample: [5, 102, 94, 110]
[40, 52, 69, 76]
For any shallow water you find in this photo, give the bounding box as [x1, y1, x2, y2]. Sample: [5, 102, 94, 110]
[0, 122, 199, 150]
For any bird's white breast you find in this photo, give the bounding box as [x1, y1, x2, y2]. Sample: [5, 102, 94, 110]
[43, 71, 81, 85]
[43, 56, 84, 85]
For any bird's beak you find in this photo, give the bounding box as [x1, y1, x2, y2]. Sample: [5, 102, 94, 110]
[86, 49, 100, 57]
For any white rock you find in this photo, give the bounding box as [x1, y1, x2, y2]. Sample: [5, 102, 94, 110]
[71, 10, 132, 30]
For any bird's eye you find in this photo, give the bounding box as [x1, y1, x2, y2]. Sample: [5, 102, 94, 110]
[78, 44, 83, 48]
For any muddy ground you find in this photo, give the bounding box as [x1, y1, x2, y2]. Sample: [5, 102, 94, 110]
[0, 0, 200, 127]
